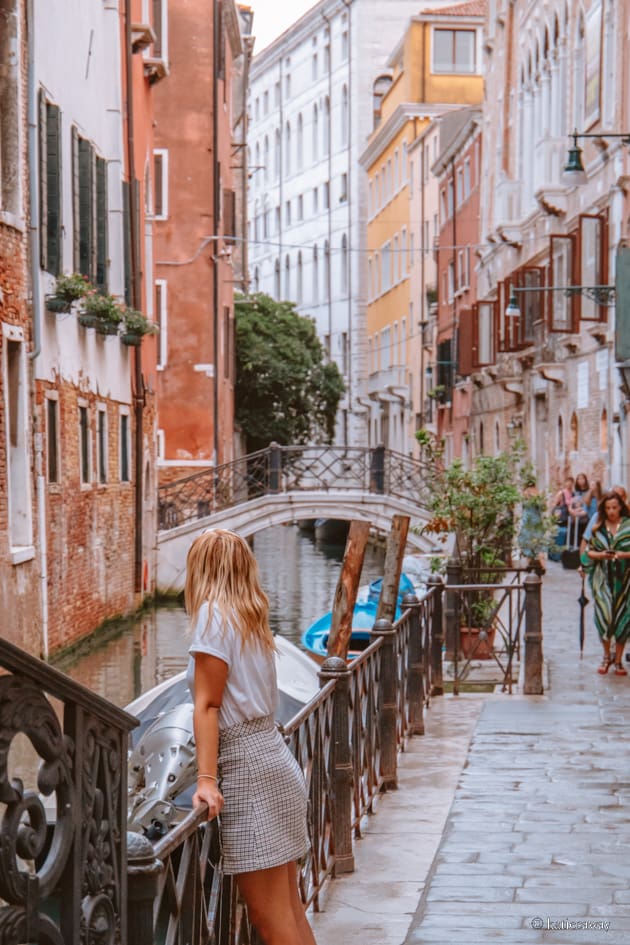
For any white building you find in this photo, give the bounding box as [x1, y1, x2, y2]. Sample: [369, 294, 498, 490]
[248, 0, 454, 446]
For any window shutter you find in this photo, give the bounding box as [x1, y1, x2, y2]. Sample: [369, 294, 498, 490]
[578, 214, 607, 322]
[78, 138, 94, 279]
[223, 188, 235, 244]
[548, 234, 577, 332]
[517, 266, 545, 344]
[95, 157, 108, 290]
[72, 127, 80, 272]
[457, 307, 474, 376]
[46, 105, 62, 276]
[39, 90, 48, 271]
[122, 181, 132, 306]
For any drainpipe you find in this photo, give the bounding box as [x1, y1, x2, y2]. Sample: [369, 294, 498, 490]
[212, 0, 220, 465]
[341, 0, 354, 442]
[124, 0, 144, 594]
[27, 0, 49, 657]
[322, 10, 333, 363]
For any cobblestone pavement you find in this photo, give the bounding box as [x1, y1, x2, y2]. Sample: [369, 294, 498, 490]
[404, 559, 630, 945]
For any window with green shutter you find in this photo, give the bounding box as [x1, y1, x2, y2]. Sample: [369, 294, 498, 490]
[78, 137, 94, 279]
[39, 92, 62, 275]
[122, 181, 132, 305]
[95, 157, 108, 290]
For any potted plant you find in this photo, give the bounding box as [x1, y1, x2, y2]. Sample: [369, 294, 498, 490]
[120, 308, 158, 346]
[416, 429, 524, 659]
[46, 272, 91, 313]
[79, 292, 124, 334]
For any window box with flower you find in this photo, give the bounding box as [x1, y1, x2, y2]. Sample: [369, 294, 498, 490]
[46, 272, 91, 313]
[79, 292, 124, 335]
[120, 308, 159, 346]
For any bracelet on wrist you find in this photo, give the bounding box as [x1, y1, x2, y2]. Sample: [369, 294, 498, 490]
[198, 773, 218, 783]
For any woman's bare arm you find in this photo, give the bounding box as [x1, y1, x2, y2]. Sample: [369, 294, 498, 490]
[192, 652, 228, 820]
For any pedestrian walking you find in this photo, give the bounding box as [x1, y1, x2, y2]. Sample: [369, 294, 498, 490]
[185, 529, 317, 945]
[581, 492, 630, 676]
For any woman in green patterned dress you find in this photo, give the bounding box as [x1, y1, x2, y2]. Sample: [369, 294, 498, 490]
[582, 492, 630, 676]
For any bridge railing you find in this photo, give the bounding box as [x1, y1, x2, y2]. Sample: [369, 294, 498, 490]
[158, 443, 432, 531]
[0, 637, 137, 944]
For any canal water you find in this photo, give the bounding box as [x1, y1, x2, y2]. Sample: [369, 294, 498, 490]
[55, 524, 385, 709]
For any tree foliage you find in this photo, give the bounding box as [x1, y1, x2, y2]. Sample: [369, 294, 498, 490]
[235, 292, 345, 452]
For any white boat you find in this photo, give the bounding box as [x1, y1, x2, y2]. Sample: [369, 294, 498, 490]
[126, 636, 319, 836]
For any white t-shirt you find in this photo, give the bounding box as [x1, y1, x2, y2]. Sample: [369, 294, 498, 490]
[187, 602, 278, 729]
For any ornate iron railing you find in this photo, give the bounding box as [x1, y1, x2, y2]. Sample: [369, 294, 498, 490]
[157, 444, 431, 531]
[0, 637, 137, 945]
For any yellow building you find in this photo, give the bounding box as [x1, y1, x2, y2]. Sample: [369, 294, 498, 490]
[359, 0, 485, 452]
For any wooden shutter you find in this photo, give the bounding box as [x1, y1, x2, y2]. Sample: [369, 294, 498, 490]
[548, 234, 577, 332]
[46, 105, 62, 276]
[78, 138, 94, 279]
[72, 127, 80, 271]
[223, 188, 235, 245]
[39, 90, 48, 270]
[518, 266, 545, 345]
[457, 307, 474, 376]
[95, 157, 108, 290]
[473, 301, 495, 368]
[578, 214, 607, 322]
[122, 181, 132, 305]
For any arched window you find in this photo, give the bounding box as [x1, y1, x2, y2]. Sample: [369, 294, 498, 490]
[285, 121, 291, 176]
[323, 96, 330, 153]
[312, 104, 319, 161]
[284, 254, 291, 299]
[312, 245, 319, 303]
[297, 113, 304, 169]
[557, 415, 564, 454]
[274, 129, 281, 180]
[341, 85, 349, 146]
[274, 258, 280, 298]
[341, 234, 348, 294]
[264, 136, 269, 181]
[324, 240, 330, 301]
[570, 412, 578, 452]
[297, 252, 303, 303]
[255, 142, 260, 188]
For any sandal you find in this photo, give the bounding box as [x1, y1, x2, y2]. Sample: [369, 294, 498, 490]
[614, 663, 628, 676]
[598, 656, 613, 674]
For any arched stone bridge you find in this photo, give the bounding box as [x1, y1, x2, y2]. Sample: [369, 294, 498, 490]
[157, 444, 437, 592]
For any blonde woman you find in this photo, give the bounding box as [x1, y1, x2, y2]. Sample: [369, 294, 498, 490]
[185, 530, 316, 945]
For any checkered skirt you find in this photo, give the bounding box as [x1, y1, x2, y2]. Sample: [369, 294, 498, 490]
[218, 715, 309, 874]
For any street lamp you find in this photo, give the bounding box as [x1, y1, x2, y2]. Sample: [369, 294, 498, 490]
[505, 287, 521, 319]
[504, 283, 616, 320]
[563, 129, 630, 185]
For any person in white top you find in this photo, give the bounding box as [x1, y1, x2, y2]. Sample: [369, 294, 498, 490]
[186, 528, 317, 945]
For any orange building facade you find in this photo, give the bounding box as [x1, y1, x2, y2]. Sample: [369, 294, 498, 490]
[154, 1, 242, 482]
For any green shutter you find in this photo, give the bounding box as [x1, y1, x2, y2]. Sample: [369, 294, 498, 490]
[46, 105, 62, 276]
[122, 181, 132, 305]
[96, 157, 108, 290]
[78, 138, 94, 278]
[38, 90, 48, 270]
[72, 127, 80, 271]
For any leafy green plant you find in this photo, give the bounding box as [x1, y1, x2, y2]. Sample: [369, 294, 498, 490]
[46, 272, 92, 311]
[83, 292, 124, 327]
[122, 308, 158, 337]
[235, 292, 345, 452]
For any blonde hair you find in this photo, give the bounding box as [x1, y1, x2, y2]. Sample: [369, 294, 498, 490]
[184, 529, 275, 653]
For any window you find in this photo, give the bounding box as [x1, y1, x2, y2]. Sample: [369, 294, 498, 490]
[285, 200, 291, 226]
[263, 136, 269, 181]
[463, 159, 471, 198]
[312, 105, 319, 161]
[297, 194, 303, 220]
[275, 129, 281, 180]
[549, 234, 576, 332]
[46, 395, 59, 483]
[341, 29, 348, 60]
[341, 234, 348, 294]
[340, 173, 348, 202]
[285, 254, 291, 298]
[456, 167, 464, 205]
[380, 327, 391, 370]
[0, 1, 19, 218]
[341, 331, 348, 375]
[381, 241, 391, 293]
[154, 149, 168, 219]
[263, 90, 269, 115]
[324, 42, 330, 73]
[323, 181, 330, 209]
[274, 205, 280, 234]
[401, 317, 406, 364]
[312, 187, 319, 214]
[401, 229, 407, 278]
[312, 51, 318, 80]
[120, 411, 130, 482]
[255, 97, 260, 121]
[394, 150, 399, 192]
[39, 93, 62, 275]
[447, 179, 454, 216]
[274, 258, 281, 298]
[297, 252, 303, 303]
[152, 0, 167, 59]
[79, 404, 90, 485]
[5, 333, 33, 550]
[297, 113, 304, 168]
[155, 279, 167, 368]
[323, 97, 330, 153]
[324, 240, 330, 301]
[312, 245, 319, 303]
[285, 122, 291, 175]
[72, 130, 108, 287]
[341, 85, 349, 146]
[447, 261, 455, 300]
[285, 58, 291, 97]
[433, 28, 477, 74]
[393, 235, 399, 282]
[274, 81, 280, 107]
[97, 406, 107, 484]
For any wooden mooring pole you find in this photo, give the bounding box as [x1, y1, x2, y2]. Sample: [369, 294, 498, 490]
[327, 520, 371, 659]
[375, 514, 410, 623]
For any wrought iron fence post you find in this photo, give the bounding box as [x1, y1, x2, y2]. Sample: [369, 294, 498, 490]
[268, 441, 281, 494]
[318, 656, 355, 875]
[445, 558, 462, 660]
[428, 575, 444, 696]
[523, 573, 544, 695]
[370, 618, 397, 789]
[127, 833, 164, 945]
[402, 593, 424, 735]
[370, 444, 385, 494]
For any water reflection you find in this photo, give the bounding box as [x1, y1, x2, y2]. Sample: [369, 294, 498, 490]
[58, 525, 385, 707]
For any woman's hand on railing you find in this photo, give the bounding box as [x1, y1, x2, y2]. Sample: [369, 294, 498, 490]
[193, 781, 224, 821]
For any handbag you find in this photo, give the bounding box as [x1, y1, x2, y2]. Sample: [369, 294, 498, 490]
[561, 516, 581, 570]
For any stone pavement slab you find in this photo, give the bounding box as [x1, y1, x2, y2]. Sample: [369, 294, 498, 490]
[311, 559, 630, 945]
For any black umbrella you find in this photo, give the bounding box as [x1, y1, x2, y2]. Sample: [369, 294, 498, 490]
[578, 572, 589, 657]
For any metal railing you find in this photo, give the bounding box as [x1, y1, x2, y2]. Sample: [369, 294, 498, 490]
[158, 443, 432, 531]
[0, 575, 542, 944]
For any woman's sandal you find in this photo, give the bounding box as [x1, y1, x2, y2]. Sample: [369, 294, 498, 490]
[614, 663, 628, 676]
[598, 656, 613, 674]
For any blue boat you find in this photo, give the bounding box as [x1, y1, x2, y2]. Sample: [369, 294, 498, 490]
[301, 572, 417, 661]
